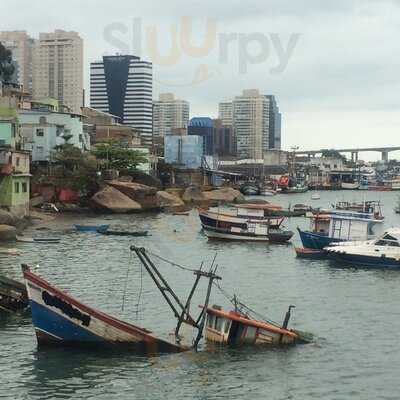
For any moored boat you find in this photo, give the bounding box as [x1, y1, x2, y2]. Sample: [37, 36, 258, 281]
[0, 275, 29, 313]
[199, 207, 293, 242]
[240, 182, 260, 196]
[99, 230, 148, 237]
[74, 224, 109, 233]
[298, 211, 373, 250]
[341, 182, 359, 190]
[295, 247, 326, 259]
[325, 229, 400, 268]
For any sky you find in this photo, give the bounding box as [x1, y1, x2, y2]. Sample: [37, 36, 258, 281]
[2, 0, 400, 160]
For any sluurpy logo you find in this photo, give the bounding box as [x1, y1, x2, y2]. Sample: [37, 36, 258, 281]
[103, 17, 301, 87]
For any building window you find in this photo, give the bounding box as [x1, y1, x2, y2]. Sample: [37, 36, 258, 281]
[14, 182, 20, 194]
[16, 157, 20, 167]
[36, 129, 44, 137]
[39, 116, 47, 124]
[22, 182, 27, 193]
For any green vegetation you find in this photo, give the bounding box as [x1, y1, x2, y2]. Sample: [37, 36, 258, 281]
[321, 149, 346, 161]
[92, 140, 148, 171]
[50, 144, 98, 192]
[0, 42, 15, 83]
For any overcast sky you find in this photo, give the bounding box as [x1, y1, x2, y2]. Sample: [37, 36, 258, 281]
[2, 0, 400, 160]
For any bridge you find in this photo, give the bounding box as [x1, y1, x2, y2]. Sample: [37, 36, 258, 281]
[294, 146, 400, 162]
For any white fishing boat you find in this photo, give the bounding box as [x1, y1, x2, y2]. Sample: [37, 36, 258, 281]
[325, 229, 400, 268]
[341, 182, 359, 190]
[311, 192, 320, 200]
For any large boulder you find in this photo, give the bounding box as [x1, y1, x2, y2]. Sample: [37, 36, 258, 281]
[108, 180, 159, 210]
[182, 186, 206, 203]
[165, 188, 184, 198]
[156, 191, 185, 209]
[120, 170, 162, 189]
[202, 188, 245, 203]
[91, 185, 142, 213]
[0, 224, 17, 241]
[0, 209, 18, 227]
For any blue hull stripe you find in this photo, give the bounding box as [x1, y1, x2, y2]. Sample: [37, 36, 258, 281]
[328, 253, 400, 268]
[298, 229, 342, 250]
[30, 300, 106, 342]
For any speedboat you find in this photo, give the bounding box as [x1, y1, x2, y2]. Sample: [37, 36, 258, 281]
[325, 229, 400, 268]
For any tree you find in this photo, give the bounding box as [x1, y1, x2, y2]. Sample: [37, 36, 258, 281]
[92, 140, 148, 171]
[51, 144, 98, 192]
[321, 149, 346, 161]
[0, 42, 15, 83]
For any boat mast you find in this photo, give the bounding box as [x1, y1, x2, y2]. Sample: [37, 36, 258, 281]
[130, 246, 221, 350]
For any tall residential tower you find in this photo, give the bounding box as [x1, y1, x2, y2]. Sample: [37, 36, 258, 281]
[0, 30, 34, 91]
[32, 30, 83, 113]
[153, 93, 189, 136]
[90, 55, 153, 144]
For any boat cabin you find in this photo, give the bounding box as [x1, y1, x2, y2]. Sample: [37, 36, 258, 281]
[373, 230, 400, 247]
[204, 305, 299, 346]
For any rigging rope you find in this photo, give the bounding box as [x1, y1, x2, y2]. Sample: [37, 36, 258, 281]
[133, 248, 283, 328]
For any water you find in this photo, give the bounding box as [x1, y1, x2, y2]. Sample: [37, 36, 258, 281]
[1, 190, 399, 399]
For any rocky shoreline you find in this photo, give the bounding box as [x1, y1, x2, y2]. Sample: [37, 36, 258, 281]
[0, 180, 245, 242]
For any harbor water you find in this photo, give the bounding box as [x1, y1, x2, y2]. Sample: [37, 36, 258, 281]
[1, 190, 399, 400]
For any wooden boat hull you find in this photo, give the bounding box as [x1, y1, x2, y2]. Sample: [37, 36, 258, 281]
[16, 236, 60, 243]
[22, 267, 186, 354]
[0, 275, 29, 313]
[203, 226, 269, 241]
[295, 247, 326, 259]
[99, 230, 148, 237]
[74, 224, 109, 232]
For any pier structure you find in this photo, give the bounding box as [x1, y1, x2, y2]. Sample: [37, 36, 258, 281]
[295, 146, 400, 162]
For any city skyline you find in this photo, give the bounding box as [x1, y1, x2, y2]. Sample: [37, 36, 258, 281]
[1, 0, 400, 159]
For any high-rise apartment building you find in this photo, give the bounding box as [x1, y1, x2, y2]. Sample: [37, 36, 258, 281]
[218, 102, 233, 126]
[90, 55, 153, 144]
[153, 93, 189, 137]
[32, 30, 83, 113]
[231, 89, 281, 159]
[0, 31, 34, 91]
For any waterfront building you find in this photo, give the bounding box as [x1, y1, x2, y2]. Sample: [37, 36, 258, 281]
[0, 98, 30, 216]
[32, 30, 83, 114]
[19, 102, 90, 163]
[188, 117, 214, 155]
[0, 31, 34, 92]
[90, 55, 153, 145]
[81, 107, 141, 147]
[153, 93, 189, 137]
[221, 90, 282, 160]
[164, 135, 203, 169]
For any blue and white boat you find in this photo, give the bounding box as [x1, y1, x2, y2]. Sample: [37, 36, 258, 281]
[22, 265, 186, 354]
[298, 211, 378, 250]
[325, 229, 400, 268]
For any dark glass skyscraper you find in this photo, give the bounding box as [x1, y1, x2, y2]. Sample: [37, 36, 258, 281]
[90, 55, 153, 144]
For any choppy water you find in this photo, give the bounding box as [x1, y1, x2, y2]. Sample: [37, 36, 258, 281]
[1, 190, 400, 400]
